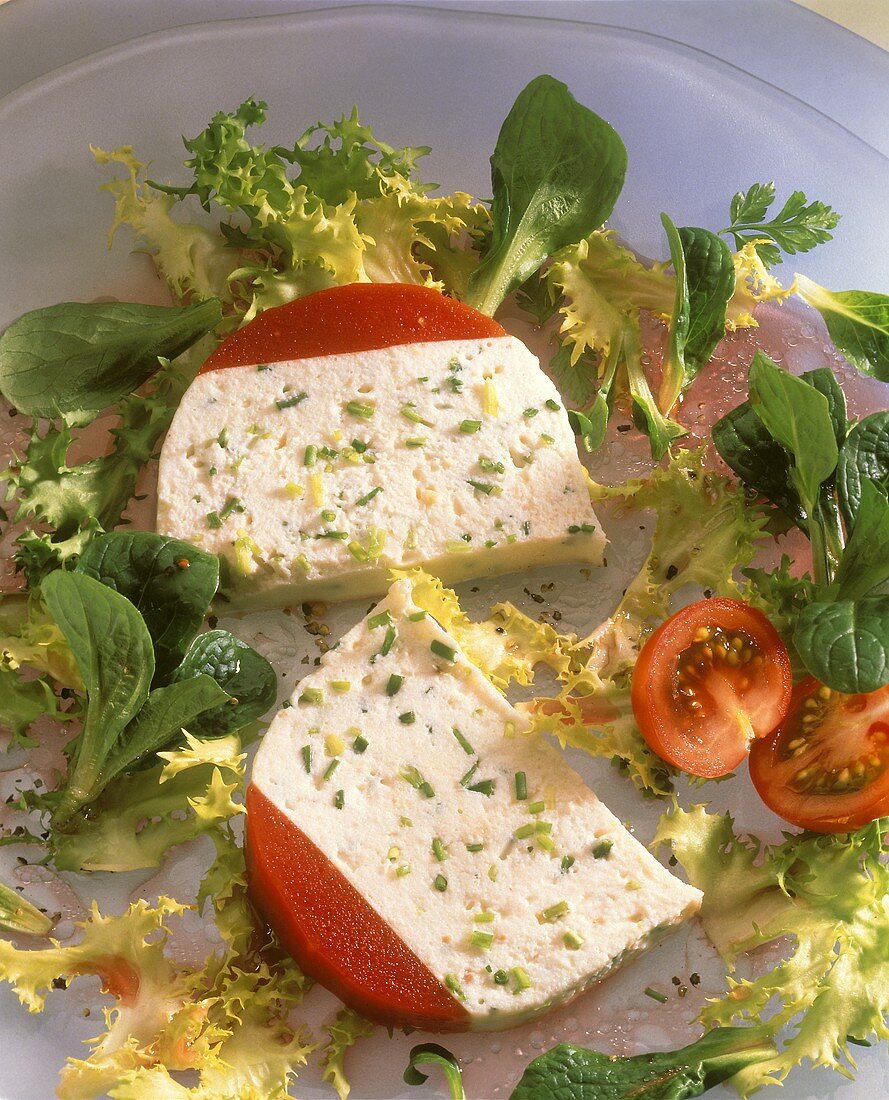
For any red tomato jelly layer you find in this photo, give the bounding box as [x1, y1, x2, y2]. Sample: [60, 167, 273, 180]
[200, 282, 505, 372]
[245, 784, 471, 1030]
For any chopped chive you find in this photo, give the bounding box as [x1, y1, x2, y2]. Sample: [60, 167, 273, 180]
[284, 481, 304, 498]
[434, 874, 448, 893]
[467, 479, 497, 495]
[563, 930, 584, 951]
[218, 496, 243, 520]
[395, 864, 411, 878]
[560, 855, 575, 874]
[432, 838, 448, 862]
[320, 509, 337, 522]
[493, 969, 509, 985]
[208, 466, 218, 476]
[388, 846, 401, 861]
[298, 687, 324, 706]
[256, 364, 271, 372]
[528, 800, 546, 815]
[522, 520, 531, 537]
[514, 823, 536, 840]
[408, 610, 427, 621]
[386, 674, 404, 696]
[645, 987, 668, 1004]
[368, 611, 392, 630]
[470, 931, 494, 950]
[351, 438, 368, 453]
[399, 711, 416, 725]
[380, 624, 397, 656]
[523, 407, 539, 418]
[316, 530, 348, 540]
[511, 967, 532, 994]
[399, 816, 413, 827]
[346, 400, 375, 419]
[468, 779, 495, 796]
[592, 839, 614, 859]
[537, 834, 556, 853]
[540, 433, 555, 445]
[460, 761, 480, 787]
[538, 901, 570, 923]
[466, 843, 485, 853]
[303, 444, 318, 467]
[430, 640, 457, 662]
[568, 522, 597, 534]
[515, 772, 528, 801]
[488, 864, 498, 882]
[405, 436, 427, 447]
[334, 789, 345, 809]
[478, 457, 505, 473]
[401, 404, 433, 426]
[459, 419, 482, 434]
[322, 759, 340, 782]
[276, 391, 308, 410]
[444, 972, 464, 999]
[355, 486, 382, 507]
[330, 680, 351, 694]
[401, 766, 434, 797]
[452, 728, 475, 755]
[545, 398, 561, 411]
[301, 745, 313, 773]
[217, 427, 229, 448]
[474, 910, 496, 923]
[206, 511, 222, 529]
[296, 553, 311, 574]
[352, 734, 369, 754]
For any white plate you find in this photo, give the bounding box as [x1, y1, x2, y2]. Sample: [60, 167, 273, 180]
[1, 6, 888, 1099]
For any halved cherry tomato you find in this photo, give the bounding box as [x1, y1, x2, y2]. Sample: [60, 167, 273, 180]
[631, 598, 792, 778]
[749, 677, 889, 833]
[200, 282, 505, 373]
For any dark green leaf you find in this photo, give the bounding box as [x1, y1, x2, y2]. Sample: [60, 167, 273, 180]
[834, 480, 889, 601]
[795, 596, 889, 694]
[510, 1028, 775, 1100]
[100, 676, 230, 785]
[568, 407, 605, 453]
[0, 299, 221, 418]
[800, 367, 847, 446]
[796, 276, 889, 382]
[41, 571, 154, 825]
[76, 532, 219, 683]
[404, 1044, 465, 1100]
[747, 351, 838, 516]
[659, 216, 734, 412]
[722, 184, 839, 268]
[837, 411, 889, 530]
[712, 403, 805, 528]
[171, 629, 277, 736]
[466, 75, 627, 315]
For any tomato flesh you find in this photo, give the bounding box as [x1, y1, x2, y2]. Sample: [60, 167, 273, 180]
[245, 784, 470, 1030]
[749, 677, 889, 832]
[200, 282, 505, 372]
[631, 598, 792, 778]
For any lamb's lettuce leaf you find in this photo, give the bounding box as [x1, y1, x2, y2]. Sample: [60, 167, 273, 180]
[796, 275, 889, 382]
[465, 75, 627, 316]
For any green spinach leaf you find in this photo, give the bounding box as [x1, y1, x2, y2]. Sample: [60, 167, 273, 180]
[0, 298, 221, 418]
[41, 571, 154, 827]
[76, 532, 219, 683]
[794, 595, 889, 694]
[747, 352, 839, 516]
[171, 629, 277, 736]
[510, 1027, 775, 1100]
[99, 675, 230, 786]
[834, 479, 889, 602]
[466, 75, 627, 316]
[837, 410, 889, 530]
[659, 216, 734, 413]
[796, 276, 889, 382]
